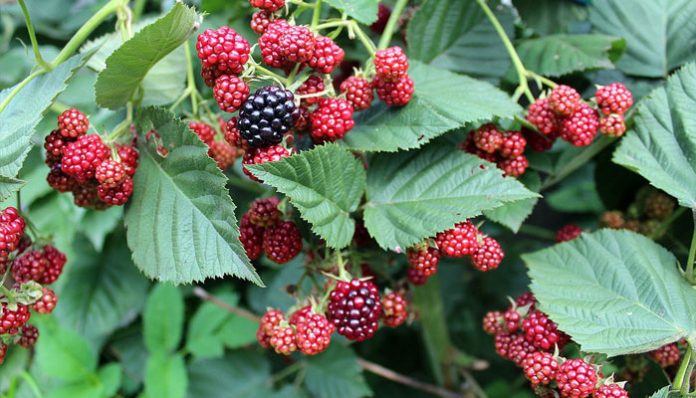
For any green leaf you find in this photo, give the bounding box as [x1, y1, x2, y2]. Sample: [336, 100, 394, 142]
[342, 61, 522, 152]
[523, 229, 696, 356]
[513, 0, 588, 35]
[35, 317, 97, 381]
[648, 387, 670, 398]
[0, 176, 25, 203]
[0, 53, 85, 180]
[144, 284, 184, 353]
[76, 206, 123, 251]
[613, 63, 696, 208]
[126, 107, 261, 285]
[302, 344, 372, 398]
[364, 144, 538, 250]
[590, 0, 696, 78]
[144, 353, 188, 398]
[95, 3, 198, 109]
[56, 233, 149, 344]
[248, 144, 366, 248]
[0, 347, 29, 392]
[407, 0, 513, 79]
[188, 352, 273, 398]
[323, 0, 378, 25]
[97, 363, 122, 397]
[483, 171, 541, 232]
[412, 273, 451, 385]
[517, 34, 624, 77]
[546, 164, 604, 214]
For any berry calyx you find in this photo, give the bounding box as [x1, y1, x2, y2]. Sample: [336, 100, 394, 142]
[249, 197, 281, 227]
[310, 97, 355, 143]
[595, 83, 633, 116]
[340, 76, 374, 111]
[61, 134, 111, 182]
[0, 303, 30, 335]
[381, 291, 408, 327]
[238, 86, 298, 148]
[57, 108, 89, 138]
[560, 103, 599, 147]
[471, 235, 504, 272]
[33, 287, 58, 314]
[328, 278, 382, 341]
[374, 46, 409, 80]
[95, 159, 127, 188]
[196, 26, 250, 74]
[523, 351, 559, 386]
[372, 74, 414, 106]
[17, 324, 39, 348]
[435, 221, 479, 257]
[556, 358, 598, 398]
[295, 312, 335, 355]
[556, 224, 583, 243]
[262, 220, 303, 264]
[549, 85, 582, 117]
[308, 35, 344, 74]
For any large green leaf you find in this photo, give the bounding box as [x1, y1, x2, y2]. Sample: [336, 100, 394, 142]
[513, 0, 588, 35]
[648, 387, 670, 398]
[143, 284, 184, 353]
[0, 54, 85, 184]
[524, 229, 696, 356]
[188, 352, 274, 398]
[35, 317, 97, 382]
[56, 233, 149, 344]
[248, 144, 366, 248]
[144, 353, 188, 398]
[483, 171, 541, 232]
[95, 3, 197, 109]
[517, 34, 624, 77]
[590, 0, 696, 78]
[323, 0, 378, 25]
[407, 0, 512, 79]
[342, 61, 522, 153]
[126, 107, 261, 285]
[302, 344, 372, 398]
[364, 145, 538, 250]
[613, 63, 696, 208]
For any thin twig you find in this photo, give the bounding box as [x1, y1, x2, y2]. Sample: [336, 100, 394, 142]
[193, 287, 260, 322]
[357, 358, 464, 398]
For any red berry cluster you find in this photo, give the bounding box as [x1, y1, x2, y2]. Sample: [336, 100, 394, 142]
[256, 306, 335, 356]
[371, 47, 414, 106]
[462, 124, 529, 177]
[239, 197, 303, 264]
[555, 224, 583, 243]
[526, 83, 633, 149]
[0, 208, 63, 365]
[484, 293, 629, 398]
[44, 108, 138, 209]
[327, 278, 382, 341]
[381, 290, 409, 328]
[600, 187, 675, 239]
[188, 119, 240, 171]
[648, 342, 681, 368]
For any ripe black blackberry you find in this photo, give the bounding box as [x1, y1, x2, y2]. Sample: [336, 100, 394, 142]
[237, 86, 298, 148]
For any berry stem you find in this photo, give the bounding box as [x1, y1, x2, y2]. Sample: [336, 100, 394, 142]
[357, 358, 466, 398]
[184, 42, 199, 117]
[253, 64, 289, 86]
[475, 0, 534, 103]
[192, 287, 261, 322]
[17, 0, 51, 70]
[18, 371, 43, 398]
[684, 210, 696, 284]
[311, 0, 322, 29]
[377, 0, 408, 50]
[673, 343, 694, 394]
[350, 21, 377, 56]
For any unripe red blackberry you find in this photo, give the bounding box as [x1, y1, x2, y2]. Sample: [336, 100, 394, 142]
[595, 83, 633, 116]
[310, 98, 355, 143]
[0, 303, 30, 335]
[71, 184, 100, 209]
[263, 220, 303, 264]
[523, 128, 557, 152]
[556, 358, 598, 398]
[33, 287, 58, 314]
[297, 75, 325, 106]
[527, 98, 560, 136]
[327, 279, 382, 341]
[214, 75, 250, 113]
[224, 117, 245, 148]
[600, 211, 625, 229]
[40, 244, 67, 284]
[508, 333, 538, 366]
[649, 343, 680, 367]
[643, 190, 675, 221]
[116, 144, 139, 177]
[523, 351, 559, 386]
[494, 332, 514, 359]
[522, 310, 563, 351]
[97, 177, 133, 206]
[503, 308, 522, 333]
[17, 324, 39, 348]
[561, 103, 599, 147]
[471, 235, 504, 272]
[549, 85, 581, 117]
[370, 4, 391, 33]
[243, 145, 292, 182]
[407, 266, 430, 285]
[280, 25, 315, 63]
[598, 114, 626, 137]
[295, 312, 335, 355]
[12, 250, 49, 284]
[294, 106, 311, 132]
[251, 11, 272, 34]
[472, 124, 503, 153]
[499, 131, 526, 158]
[257, 308, 284, 348]
[374, 46, 409, 80]
[0, 207, 26, 259]
[593, 383, 628, 398]
[381, 291, 408, 327]
[208, 140, 237, 170]
[61, 134, 111, 182]
[189, 121, 216, 144]
[95, 159, 127, 189]
[289, 305, 312, 326]
[44, 129, 72, 164]
[308, 35, 344, 74]
[258, 20, 292, 69]
[482, 311, 504, 335]
[340, 76, 374, 111]
[46, 164, 76, 193]
[435, 221, 479, 257]
[240, 212, 264, 260]
[57, 108, 89, 138]
[249, 197, 281, 227]
[249, 0, 285, 12]
[515, 291, 537, 310]
[498, 155, 529, 177]
[406, 245, 440, 277]
[373, 74, 414, 106]
[270, 325, 297, 354]
[556, 224, 583, 243]
[196, 26, 250, 74]
[0, 343, 6, 365]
